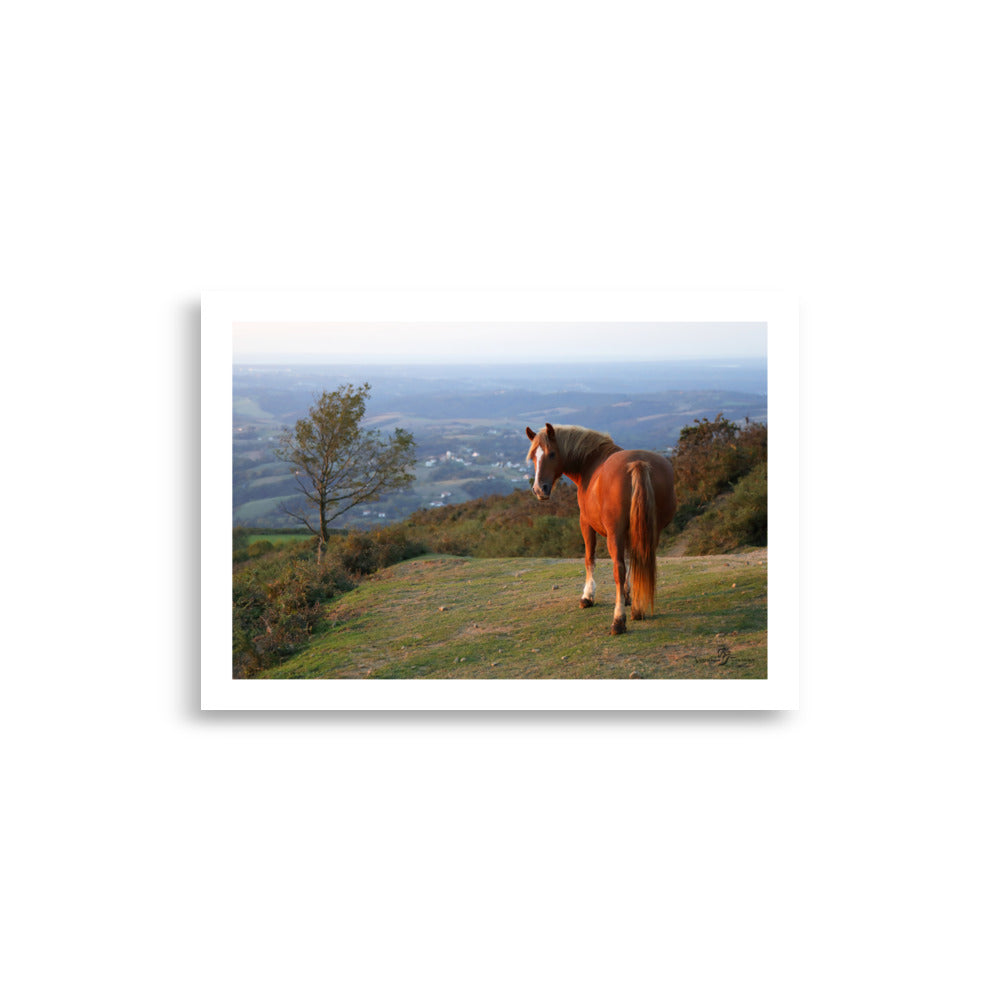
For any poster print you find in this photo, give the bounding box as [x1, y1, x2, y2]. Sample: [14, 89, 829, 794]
[202, 290, 797, 710]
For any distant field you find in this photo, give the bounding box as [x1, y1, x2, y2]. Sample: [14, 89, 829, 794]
[233, 396, 277, 422]
[248, 533, 312, 547]
[235, 496, 299, 522]
[259, 551, 767, 680]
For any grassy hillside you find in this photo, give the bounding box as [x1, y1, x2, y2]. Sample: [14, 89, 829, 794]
[233, 415, 767, 678]
[258, 552, 767, 680]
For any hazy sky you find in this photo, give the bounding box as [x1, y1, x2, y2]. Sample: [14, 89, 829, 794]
[232, 321, 766, 364]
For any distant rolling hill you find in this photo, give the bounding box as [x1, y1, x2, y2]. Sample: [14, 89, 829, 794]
[233, 360, 767, 529]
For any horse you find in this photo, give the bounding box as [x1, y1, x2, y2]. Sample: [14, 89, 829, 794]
[525, 422, 677, 635]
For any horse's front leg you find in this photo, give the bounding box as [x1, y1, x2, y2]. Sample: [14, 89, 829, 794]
[607, 531, 628, 635]
[580, 520, 597, 609]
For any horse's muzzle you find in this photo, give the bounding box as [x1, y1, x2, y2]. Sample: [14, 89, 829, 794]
[533, 483, 552, 500]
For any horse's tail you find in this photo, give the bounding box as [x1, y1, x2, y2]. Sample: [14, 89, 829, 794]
[628, 460, 657, 618]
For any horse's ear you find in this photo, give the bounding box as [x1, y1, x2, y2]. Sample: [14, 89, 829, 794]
[525, 426, 536, 441]
[545, 422, 556, 443]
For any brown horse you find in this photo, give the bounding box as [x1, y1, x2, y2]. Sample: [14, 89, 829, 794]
[526, 422, 677, 635]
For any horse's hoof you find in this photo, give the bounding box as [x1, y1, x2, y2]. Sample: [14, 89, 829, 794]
[612, 617, 626, 635]
[580, 598, 594, 609]
[631, 609, 645, 621]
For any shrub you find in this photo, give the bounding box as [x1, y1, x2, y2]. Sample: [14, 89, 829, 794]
[684, 463, 767, 554]
[405, 487, 585, 558]
[329, 526, 426, 578]
[673, 414, 766, 509]
[232, 526, 426, 677]
[233, 555, 349, 677]
[232, 526, 253, 563]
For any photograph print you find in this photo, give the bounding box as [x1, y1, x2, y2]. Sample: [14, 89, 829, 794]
[202, 292, 797, 710]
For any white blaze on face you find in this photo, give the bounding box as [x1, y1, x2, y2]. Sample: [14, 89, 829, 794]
[533, 446, 544, 489]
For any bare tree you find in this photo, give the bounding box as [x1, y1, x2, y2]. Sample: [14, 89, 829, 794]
[274, 383, 416, 562]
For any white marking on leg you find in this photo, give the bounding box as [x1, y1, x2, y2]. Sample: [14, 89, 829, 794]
[582, 573, 596, 603]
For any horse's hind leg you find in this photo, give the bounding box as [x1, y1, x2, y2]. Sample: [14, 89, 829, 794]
[580, 521, 597, 609]
[607, 531, 628, 635]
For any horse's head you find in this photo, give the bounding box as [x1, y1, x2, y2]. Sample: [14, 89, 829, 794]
[525, 422, 562, 500]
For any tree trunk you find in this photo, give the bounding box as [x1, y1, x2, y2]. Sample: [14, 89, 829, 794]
[316, 498, 329, 565]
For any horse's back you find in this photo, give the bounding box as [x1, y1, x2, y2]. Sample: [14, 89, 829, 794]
[591, 449, 677, 533]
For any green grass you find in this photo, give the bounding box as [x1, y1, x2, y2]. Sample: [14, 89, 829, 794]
[257, 551, 767, 680]
[233, 397, 276, 421]
[247, 533, 312, 547]
[234, 494, 299, 522]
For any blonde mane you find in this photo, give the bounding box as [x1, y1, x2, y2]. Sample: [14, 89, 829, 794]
[527, 424, 620, 472]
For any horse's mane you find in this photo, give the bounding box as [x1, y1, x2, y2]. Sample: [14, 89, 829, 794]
[528, 424, 620, 470]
